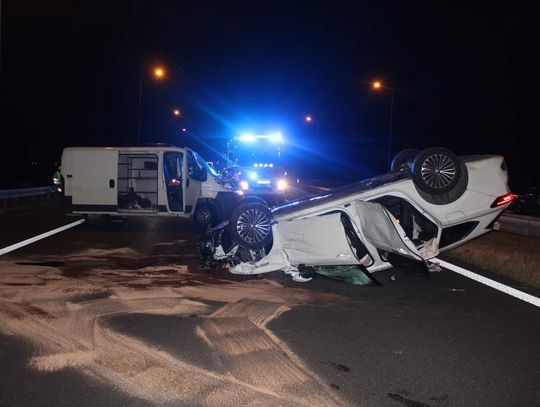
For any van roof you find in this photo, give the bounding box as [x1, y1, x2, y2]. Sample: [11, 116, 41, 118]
[62, 146, 187, 153]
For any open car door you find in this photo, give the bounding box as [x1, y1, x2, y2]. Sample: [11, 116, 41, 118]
[352, 201, 432, 277]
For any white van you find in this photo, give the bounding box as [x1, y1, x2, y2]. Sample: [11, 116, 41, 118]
[61, 146, 243, 226]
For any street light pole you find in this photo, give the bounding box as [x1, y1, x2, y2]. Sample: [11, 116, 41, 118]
[304, 114, 320, 141]
[137, 77, 143, 146]
[136, 66, 166, 146]
[388, 89, 394, 165]
[372, 81, 395, 165]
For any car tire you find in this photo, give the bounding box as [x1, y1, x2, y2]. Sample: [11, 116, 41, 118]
[412, 147, 468, 205]
[194, 203, 217, 229]
[220, 180, 236, 191]
[229, 201, 273, 250]
[390, 148, 420, 173]
[85, 214, 109, 226]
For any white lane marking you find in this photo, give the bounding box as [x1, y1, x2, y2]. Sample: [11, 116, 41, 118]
[431, 258, 540, 308]
[0, 219, 85, 256]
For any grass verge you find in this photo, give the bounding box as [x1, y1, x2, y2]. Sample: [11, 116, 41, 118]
[445, 230, 540, 289]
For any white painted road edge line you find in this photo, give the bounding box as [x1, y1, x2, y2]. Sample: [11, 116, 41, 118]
[431, 257, 540, 308]
[0, 219, 85, 256]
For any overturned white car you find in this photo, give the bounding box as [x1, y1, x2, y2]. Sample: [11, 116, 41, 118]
[200, 147, 515, 282]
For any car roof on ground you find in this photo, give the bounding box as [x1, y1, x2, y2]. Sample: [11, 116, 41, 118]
[272, 171, 409, 217]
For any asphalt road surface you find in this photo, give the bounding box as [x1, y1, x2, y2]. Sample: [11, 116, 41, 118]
[1, 205, 539, 407]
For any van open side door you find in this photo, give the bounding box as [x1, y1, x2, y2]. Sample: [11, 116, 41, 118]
[163, 151, 184, 212]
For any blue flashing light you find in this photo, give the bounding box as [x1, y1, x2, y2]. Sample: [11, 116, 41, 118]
[248, 171, 258, 180]
[239, 134, 256, 142]
[236, 132, 283, 143]
[270, 133, 284, 143]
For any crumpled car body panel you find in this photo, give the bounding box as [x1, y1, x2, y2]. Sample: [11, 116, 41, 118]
[278, 212, 357, 266]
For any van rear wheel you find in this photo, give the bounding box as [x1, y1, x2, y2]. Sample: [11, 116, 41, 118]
[85, 214, 109, 226]
[194, 203, 217, 229]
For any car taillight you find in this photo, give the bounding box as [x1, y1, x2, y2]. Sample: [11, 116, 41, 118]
[490, 192, 517, 208]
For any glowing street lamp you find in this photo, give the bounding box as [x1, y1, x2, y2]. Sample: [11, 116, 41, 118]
[372, 80, 382, 89]
[172, 108, 181, 117]
[304, 115, 313, 122]
[153, 66, 166, 79]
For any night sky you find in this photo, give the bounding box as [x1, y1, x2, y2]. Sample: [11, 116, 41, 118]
[1, 1, 533, 190]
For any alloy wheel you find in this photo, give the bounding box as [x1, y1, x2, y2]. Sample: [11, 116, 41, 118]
[420, 153, 457, 190]
[236, 208, 271, 244]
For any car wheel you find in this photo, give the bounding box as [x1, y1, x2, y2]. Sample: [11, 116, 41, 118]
[194, 203, 217, 229]
[412, 147, 468, 205]
[390, 148, 420, 173]
[85, 214, 109, 226]
[229, 202, 273, 250]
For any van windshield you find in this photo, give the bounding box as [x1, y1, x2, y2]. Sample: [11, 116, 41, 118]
[193, 151, 218, 177]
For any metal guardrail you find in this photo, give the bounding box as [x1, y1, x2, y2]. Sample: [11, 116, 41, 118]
[499, 213, 540, 239]
[0, 186, 61, 215]
[0, 186, 58, 199]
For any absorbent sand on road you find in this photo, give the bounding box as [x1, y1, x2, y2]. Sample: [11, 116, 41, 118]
[0, 246, 345, 406]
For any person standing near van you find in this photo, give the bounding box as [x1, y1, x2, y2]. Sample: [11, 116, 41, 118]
[52, 166, 62, 186]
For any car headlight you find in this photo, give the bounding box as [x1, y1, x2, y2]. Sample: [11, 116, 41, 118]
[240, 181, 249, 190]
[277, 179, 287, 191]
